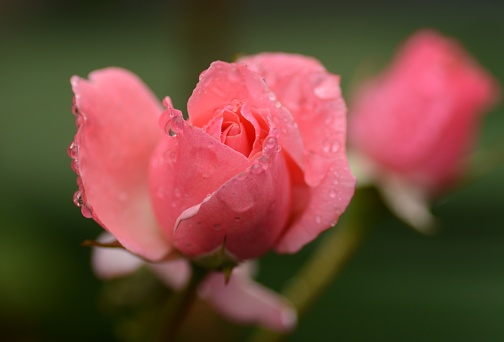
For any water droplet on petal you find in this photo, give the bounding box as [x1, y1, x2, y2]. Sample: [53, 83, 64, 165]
[315, 215, 322, 224]
[268, 92, 276, 101]
[168, 129, 177, 136]
[81, 205, 93, 219]
[67, 141, 78, 158]
[234, 216, 242, 222]
[331, 141, 340, 153]
[264, 137, 277, 151]
[329, 189, 337, 198]
[202, 172, 210, 179]
[275, 101, 282, 108]
[73, 191, 83, 207]
[250, 163, 263, 174]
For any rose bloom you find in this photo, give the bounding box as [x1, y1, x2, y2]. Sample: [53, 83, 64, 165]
[69, 53, 355, 263]
[348, 30, 499, 194]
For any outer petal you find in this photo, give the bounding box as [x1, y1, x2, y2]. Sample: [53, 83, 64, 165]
[173, 134, 291, 260]
[188, 61, 305, 169]
[92, 233, 191, 291]
[239, 53, 356, 253]
[70, 68, 170, 261]
[149, 104, 251, 250]
[200, 263, 297, 332]
[149, 259, 191, 291]
[92, 233, 144, 279]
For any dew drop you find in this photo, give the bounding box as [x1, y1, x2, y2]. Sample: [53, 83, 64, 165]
[168, 129, 177, 136]
[202, 172, 210, 179]
[275, 101, 282, 108]
[268, 92, 276, 101]
[73, 190, 83, 207]
[264, 137, 277, 150]
[81, 205, 93, 219]
[70, 159, 80, 173]
[331, 141, 340, 153]
[329, 189, 337, 199]
[234, 216, 242, 222]
[67, 141, 78, 158]
[250, 163, 263, 175]
[199, 69, 208, 81]
[315, 215, 322, 224]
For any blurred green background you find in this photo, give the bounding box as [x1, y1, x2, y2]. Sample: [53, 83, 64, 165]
[1, 0, 503, 341]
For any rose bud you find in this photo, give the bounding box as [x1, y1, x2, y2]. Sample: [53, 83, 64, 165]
[348, 30, 499, 230]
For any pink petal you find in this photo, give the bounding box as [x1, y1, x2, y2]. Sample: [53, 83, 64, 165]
[149, 104, 251, 251]
[239, 53, 356, 253]
[70, 67, 170, 261]
[200, 263, 297, 332]
[149, 259, 191, 291]
[188, 61, 304, 170]
[92, 233, 190, 291]
[92, 233, 144, 279]
[173, 134, 292, 260]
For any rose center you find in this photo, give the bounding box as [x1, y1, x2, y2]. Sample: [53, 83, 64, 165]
[202, 100, 265, 157]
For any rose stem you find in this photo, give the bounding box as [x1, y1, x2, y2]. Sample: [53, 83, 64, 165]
[247, 186, 386, 342]
[160, 263, 208, 341]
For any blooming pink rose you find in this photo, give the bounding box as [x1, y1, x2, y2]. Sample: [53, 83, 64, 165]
[93, 233, 296, 332]
[69, 54, 355, 262]
[349, 30, 499, 193]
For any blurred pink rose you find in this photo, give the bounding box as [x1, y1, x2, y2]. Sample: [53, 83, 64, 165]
[69, 54, 355, 263]
[349, 30, 499, 193]
[93, 233, 296, 332]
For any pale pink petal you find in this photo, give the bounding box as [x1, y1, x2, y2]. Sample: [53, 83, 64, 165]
[70, 68, 170, 261]
[200, 263, 297, 332]
[188, 61, 304, 169]
[239, 54, 356, 253]
[149, 259, 191, 291]
[92, 233, 144, 279]
[173, 134, 291, 260]
[149, 104, 250, 250]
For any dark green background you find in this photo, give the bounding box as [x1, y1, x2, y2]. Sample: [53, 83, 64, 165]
[1, 1, 503, 340]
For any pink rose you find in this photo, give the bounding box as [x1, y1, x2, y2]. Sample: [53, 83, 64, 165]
[69, 53, 355, 263]
[349, 30, 499, 193]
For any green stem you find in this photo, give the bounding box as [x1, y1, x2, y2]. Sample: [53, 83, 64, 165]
[247, 187, 384, 342]
[161, 264, 208, 342]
